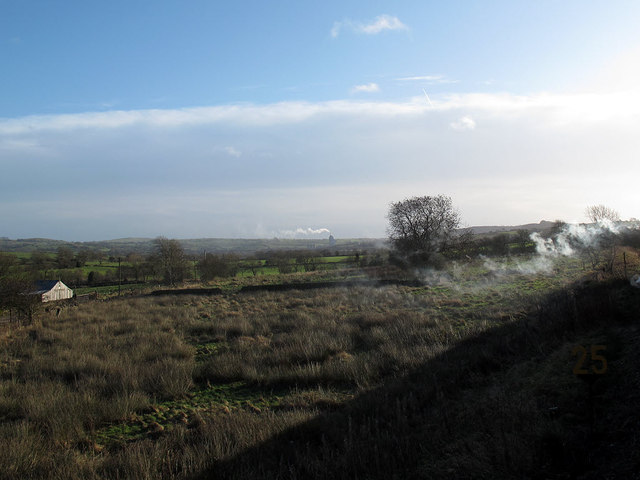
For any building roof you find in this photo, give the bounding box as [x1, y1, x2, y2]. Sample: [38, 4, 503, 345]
[32, 280, 71, 294]
[34, 280, 59, 292]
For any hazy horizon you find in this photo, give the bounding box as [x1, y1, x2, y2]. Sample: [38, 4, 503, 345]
[2, 1, 639, 241]
[0, 219, 576, 244]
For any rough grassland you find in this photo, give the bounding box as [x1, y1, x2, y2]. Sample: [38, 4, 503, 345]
[0, 257, 638, 479]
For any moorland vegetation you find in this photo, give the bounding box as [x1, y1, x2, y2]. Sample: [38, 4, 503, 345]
[1, 202, 640, 478]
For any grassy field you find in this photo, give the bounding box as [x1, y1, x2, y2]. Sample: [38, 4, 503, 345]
[74, 283, 151, 296]
[1, 253, 639, 479]
[0, 237, 381, 256]
[1, 250, 364, 290]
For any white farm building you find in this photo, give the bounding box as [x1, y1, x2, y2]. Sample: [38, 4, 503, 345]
[33, 280, 74, 302]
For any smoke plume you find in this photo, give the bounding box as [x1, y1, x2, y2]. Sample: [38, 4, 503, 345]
[480, 220, 637, 279]
[279, 227, 331, 238]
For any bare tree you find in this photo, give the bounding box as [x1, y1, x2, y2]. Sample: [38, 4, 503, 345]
[56, 246, 75, 269]
[152, 237, 187, 285]
[0, 274, 42, 323]
[125, 253, 144, 282]
[199, 253, 238, 282]
[265, 251, 296, 274]
[387, 195, 461, 267]
[0, 253, 15, 278]
[581, 206, 621, 273]
[295, 251, 319, 272]
[29, 251, 52, 275]
[586, 204, 620, 223]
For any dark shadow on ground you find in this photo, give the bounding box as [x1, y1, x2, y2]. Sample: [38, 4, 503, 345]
[195, 279, 640, 479]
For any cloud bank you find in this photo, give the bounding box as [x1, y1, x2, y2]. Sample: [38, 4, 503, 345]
[1, 90, 639, 240]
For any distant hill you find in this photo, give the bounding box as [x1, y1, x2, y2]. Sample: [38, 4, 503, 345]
[170, 238, 383, 256]
[0, 221, 557, 255]
[466, 220, 555, 235]
[0, 236, 384, 256]
[0, 237, 78, 253]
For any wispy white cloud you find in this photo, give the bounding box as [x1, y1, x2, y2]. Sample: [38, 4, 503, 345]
[4, 90, 638, 137]
[0, 101, 422, 135]
[331, 14, 408, 38]
[450, 115, 476, 131]
[330, 22, 342, 38]
[224, 146, 242, 158]
[351, 83, 380, 94]
[359, 15, 408, 34]
[397, 74, 458, 84]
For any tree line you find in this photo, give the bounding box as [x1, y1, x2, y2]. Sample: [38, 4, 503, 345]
[2, 197, 636, 312]
[387, 196, 639, 274]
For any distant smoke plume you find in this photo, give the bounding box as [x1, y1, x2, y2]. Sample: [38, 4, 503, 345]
[279, 227, 331, 238]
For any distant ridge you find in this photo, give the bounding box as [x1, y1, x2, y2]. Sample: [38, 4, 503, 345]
[466, 220, 555, 235]
[0, 221, 557, 254]
[0, 236, 382, 255]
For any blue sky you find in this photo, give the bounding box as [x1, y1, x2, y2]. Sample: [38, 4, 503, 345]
[2, 1, 640, 240]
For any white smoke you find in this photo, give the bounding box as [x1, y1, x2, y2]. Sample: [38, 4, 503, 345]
[417, 267, 455, 286]
[414, 220, 639, 290]
[482, 220, 634, 278]
[480, 254, 555, 277]
[278, 227, 331, 238]
[531, 221, 619, 259]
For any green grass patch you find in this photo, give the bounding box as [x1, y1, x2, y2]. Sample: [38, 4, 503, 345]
[74, 283, 149, 296]
[236, 266, 281, 277]
[0, 251, 42, 260]
[195, 341, 228, 360]
[316, 255, 353, 263]
[94, 381, 290, 447]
